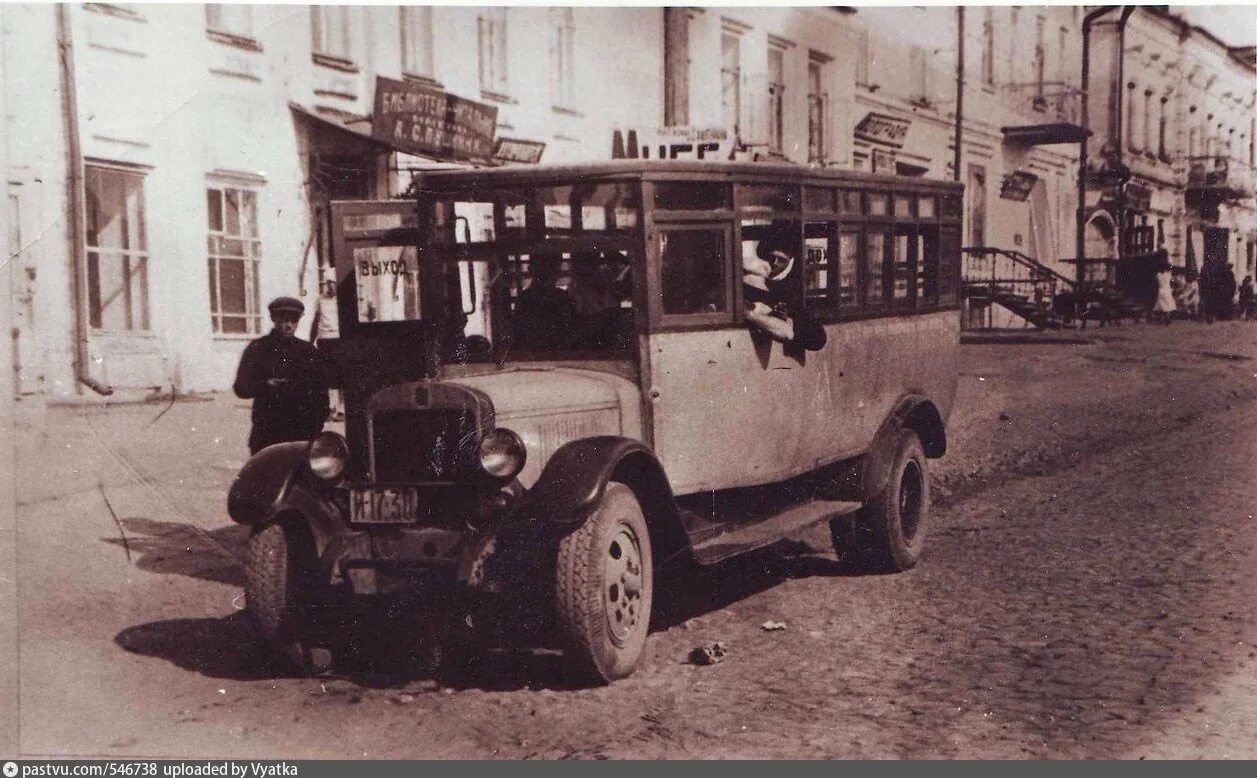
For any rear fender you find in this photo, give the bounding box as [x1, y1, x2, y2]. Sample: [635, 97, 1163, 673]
[527, 436, 688, 563]
[862, 394, 946, 499]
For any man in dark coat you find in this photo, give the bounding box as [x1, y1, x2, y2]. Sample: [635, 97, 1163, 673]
[234, 296, 330, 455]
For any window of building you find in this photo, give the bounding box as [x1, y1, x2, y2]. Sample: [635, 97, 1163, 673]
[478, 8, 509, 95]
[311, 5, 352, 63]
[1008, 7, 1020, 85]
[207, 184, 263, 335]
[855, 28, 872, 88]
[721, 30, 742, 137]
[1126, 83, 1140, 153]
[1143, 89, 1154, 153]
[807, 54, 828, 163]
[1034, 16, 1046, 98]
[981, 9, 995, 87]
[909, 45, 930, 105]
[550, 8, 576, 109]
[967, 163, 986, 247]
[767, 43, 786, 153]
[1158, 96, 1169, 160]
[400, 6, 434, 79]
[206, 4, 253, 41]
[85, 165, 149, 332]
[1056, 26, 1068, 88]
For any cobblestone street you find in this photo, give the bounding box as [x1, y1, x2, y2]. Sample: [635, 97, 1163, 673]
[12, 321, 1257, 759]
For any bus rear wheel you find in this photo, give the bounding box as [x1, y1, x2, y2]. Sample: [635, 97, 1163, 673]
[848, 430, 931, 572]
[553, 483, 653, 684]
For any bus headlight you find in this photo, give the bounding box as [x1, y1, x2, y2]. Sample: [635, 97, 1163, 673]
[308, 432, 348, 481]
[477, 428, 526, 480]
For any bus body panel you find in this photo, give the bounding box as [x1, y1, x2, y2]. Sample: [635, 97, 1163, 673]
[648, 310, 958, 496]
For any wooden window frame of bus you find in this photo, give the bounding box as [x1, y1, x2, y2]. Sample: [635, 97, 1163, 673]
[644, 179, 737, 333]
[427, 181, 644, 362]
[733, 180, 805, 329]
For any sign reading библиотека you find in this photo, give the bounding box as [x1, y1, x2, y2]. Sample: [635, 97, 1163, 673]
[372, 77, 498, 161]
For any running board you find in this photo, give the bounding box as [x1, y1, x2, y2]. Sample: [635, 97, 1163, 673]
[688, 499, 862, 566]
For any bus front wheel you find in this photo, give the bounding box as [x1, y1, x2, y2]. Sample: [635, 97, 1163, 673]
[849, 430, 931, 572]
[553, 483, 654, 684]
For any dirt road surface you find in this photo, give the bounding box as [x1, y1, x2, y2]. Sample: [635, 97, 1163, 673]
[12, 321, 1257, 759]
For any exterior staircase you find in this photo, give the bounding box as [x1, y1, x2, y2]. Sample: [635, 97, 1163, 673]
[962, 247, 1146, 330]
[961, 247, 1072, 330]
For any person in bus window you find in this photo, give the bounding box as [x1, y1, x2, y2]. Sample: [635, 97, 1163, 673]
[512, 254, 577, 350]
[744, 223, 827, 352]
[568, 252, 622, 350]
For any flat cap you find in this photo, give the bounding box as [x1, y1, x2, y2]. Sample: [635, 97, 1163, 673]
[267, 296, 305, 316]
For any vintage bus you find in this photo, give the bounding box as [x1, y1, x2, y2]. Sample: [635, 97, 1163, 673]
[228, 160, 963, 682]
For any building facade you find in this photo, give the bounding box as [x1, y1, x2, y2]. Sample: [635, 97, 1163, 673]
[2, 3, 663, 398]
[1086, 7, 1256, 292]
[854, 6, 1087, 278]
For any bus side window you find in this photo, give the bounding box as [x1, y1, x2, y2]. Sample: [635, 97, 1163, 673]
[803, 221, 836, 316]
[920, 227, 940, 306]
[892, 227, 915, 308]
[838, 229, 860, 309]
[865, 230, 888, 308]
[659, 227, 728, 316]
[938, 227, 961, 305]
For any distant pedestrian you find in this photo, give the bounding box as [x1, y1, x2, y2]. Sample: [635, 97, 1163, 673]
[1151, 260, 1176, 325]
[234, 296, 330, 455]
[1181, 272, 1201, 320]
[1239, 276, 1256, 321]
[1219, 263, 1238, 321]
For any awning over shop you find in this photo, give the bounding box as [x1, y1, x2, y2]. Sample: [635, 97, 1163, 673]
[289, 102, 393, 153]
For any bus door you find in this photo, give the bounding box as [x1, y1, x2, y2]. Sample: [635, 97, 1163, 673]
[644, 203, 807, 495]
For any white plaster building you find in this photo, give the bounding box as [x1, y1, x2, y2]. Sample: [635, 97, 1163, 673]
[2, 4, 663, 399]
[1085, 6, 1256, 287]
[853, 6, 1086, 276]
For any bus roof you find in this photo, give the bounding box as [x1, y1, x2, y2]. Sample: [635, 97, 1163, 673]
[415, 159, 965, 193]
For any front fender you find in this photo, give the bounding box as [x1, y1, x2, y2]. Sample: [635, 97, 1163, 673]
[527, 436, 672, 528]
[227, 442, 309, 525]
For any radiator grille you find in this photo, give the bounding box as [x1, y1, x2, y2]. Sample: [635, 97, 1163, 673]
[371, 409, 475, 483]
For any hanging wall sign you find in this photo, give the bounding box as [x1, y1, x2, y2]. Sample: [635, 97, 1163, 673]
[853, 112, 911, 149]
[372, 76, 498, 161]
[999, 170, 1039, 201]
[493, 138, 546, 165]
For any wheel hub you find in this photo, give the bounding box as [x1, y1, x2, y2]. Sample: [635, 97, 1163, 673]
[603, 525, 644, 645]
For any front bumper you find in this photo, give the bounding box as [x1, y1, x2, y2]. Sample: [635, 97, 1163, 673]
[320, 525, 502, 595]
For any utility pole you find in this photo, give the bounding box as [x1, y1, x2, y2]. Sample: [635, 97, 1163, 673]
[954, 7, 964, 183]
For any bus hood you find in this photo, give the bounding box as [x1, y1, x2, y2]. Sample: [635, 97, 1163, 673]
[446, 367, 643, 487]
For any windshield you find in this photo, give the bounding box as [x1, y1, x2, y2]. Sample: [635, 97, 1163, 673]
[426, 183, 640, 362]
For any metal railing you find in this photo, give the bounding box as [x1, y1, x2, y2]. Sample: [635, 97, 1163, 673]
[961, 247, 1067, 329]
[1002, 81, 1086, 125]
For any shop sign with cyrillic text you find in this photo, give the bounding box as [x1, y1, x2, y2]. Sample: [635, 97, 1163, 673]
[372, 77, 497, 161]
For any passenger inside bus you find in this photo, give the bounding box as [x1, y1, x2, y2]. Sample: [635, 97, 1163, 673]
[744, 221, 827, 352]
[568, 252, 625, 350]
[512, 254, 578, 350]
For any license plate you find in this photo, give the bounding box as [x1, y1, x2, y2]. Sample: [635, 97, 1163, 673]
[350, 487, 419, 524]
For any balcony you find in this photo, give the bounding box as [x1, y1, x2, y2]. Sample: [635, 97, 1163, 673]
[1000, 82, 1090, 146]
[1185, 155, 1254, 202]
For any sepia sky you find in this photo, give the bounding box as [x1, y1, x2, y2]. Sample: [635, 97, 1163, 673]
[1169, 5, 1256, 47]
